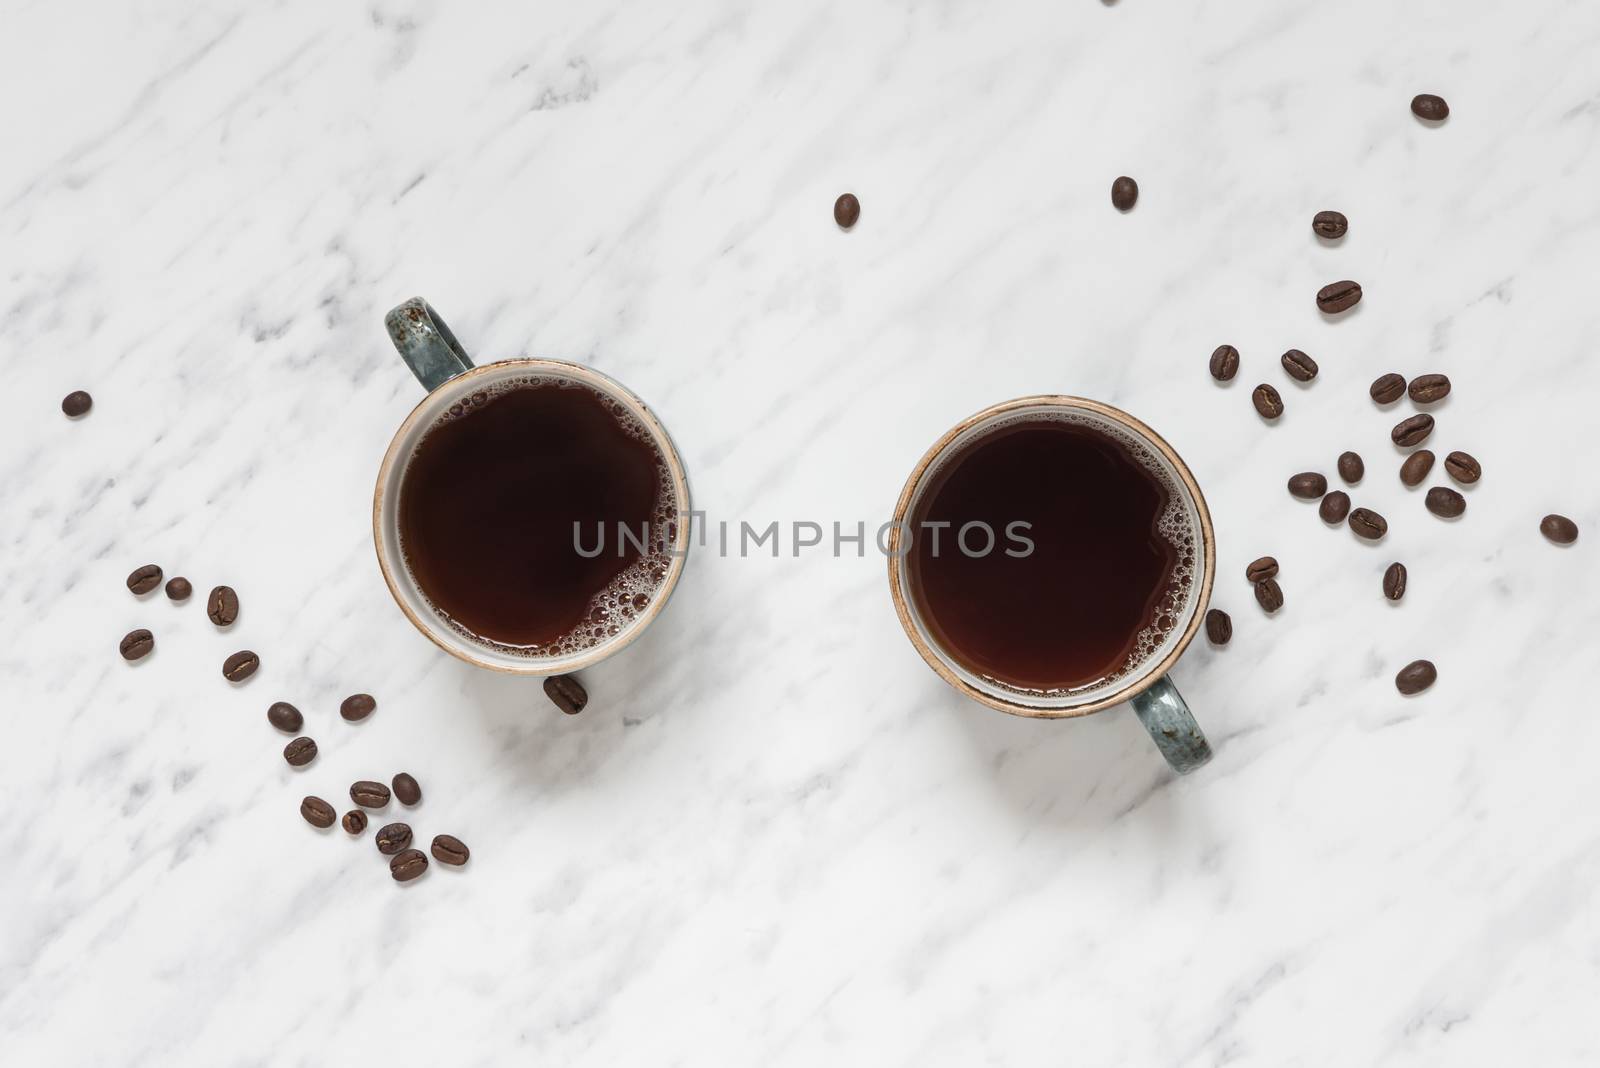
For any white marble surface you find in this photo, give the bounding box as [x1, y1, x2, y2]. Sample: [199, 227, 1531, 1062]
[5, 0, 1600, 1063]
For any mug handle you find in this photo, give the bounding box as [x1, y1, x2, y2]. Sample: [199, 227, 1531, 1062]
[385, 297, 475, 391]
[1130, 675, 1213, 774]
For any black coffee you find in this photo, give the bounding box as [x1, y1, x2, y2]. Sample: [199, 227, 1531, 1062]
[399, 378, 675, 656]
[906, 417, 1193, 695]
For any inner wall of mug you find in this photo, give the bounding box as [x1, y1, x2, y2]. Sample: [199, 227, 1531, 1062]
[374, 359, 691, 675]
[895, 401, 1210, 714]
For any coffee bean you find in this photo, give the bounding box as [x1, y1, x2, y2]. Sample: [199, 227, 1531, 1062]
[164, 576, 192, 601]
[1316, 280, 1362, 314]
[1391, 414, 1434, 448]
[1245, 556, 1279, 583]
[1370, 373, 1407, 405]
[376, 822, 413, 856]
[1288, 472, 1328, 500]
[544, 674, 588, 715]
[390, 848, 429, 882]
[119, 628, 154, 661]
[1337, 451, 1364, 484]
[127, 564, 163, 596]
[1400, 450, 1435, 487]
[1253, 579, 1284, 614]
[1443, 451, 1480, 484]
[350, 780, 391, 808]
[1383, 562, 1407, 601]
[1395, 659, 1438, 695]
[1251, 383, 1284, 420]
[431, 834, 470, 866]
[61, 390, 93, 417]
[1319, 491, 1351, 524]
[206, 585, 239, 626]
[283, 736, 317, 767]
[300, 796, 336, 829]
[1540, 514, 1579, 544]
[1209, 344, 1239, 381]
[267, 701, 303, 733]
[1111, 175, 1138, 211]
[833, 193, 860, 229]
[1312, 210, 1348, 239]
[1425, 486, 1466, 518]
[1281, 349, 1318, 382]
[1411, 94, 1449, 122]
[1348, 507, 1388, 540]
[222, 650, 259, 682]
[340, 693, 376, 722]
[1204, 608, 1232, 645]
[1408, 373, 1451, 403]
[342, 809, 368, 835]
[392, 772, 422, 806]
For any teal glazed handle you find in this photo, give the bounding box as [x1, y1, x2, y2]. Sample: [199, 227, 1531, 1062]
[385, 297, 474, 391]
[1130, 675, 1213, 774]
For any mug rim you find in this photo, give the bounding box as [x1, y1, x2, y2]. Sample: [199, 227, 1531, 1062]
[372, 357, 692, 676]
[886, 395, 1215, 719]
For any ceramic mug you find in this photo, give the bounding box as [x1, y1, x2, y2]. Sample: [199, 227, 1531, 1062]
[372, 298, 692, 675]
[887, 396, 1216, 773]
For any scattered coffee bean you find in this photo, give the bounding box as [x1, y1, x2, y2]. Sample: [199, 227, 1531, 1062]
[61, 390, 93, 417]
[1383, 562, 1407, 601]
[1425, 486, 1466, 518]
[119, 628, 154, 661]
[1408, 374, 1451, 403]
[351, 780, 391, 809]
[1337, 451, 1364, 483]
[1316, 280, 1362, 314]
[127, 564, 163, 596]
[283, 736, 317, 767]
[390, 848, 429, 882]
[1209, 344, 1240, 381]
[1391, 414, 1435, 448]
[1253, 579, 1284, 613]
[1370, 373, 1407, 405]
[1348, 507, 1388, 540]
[833, 192, 860, 229]
[1540, 514, 1579, 544]
[392, 772, 422, 806]
[267, 701, 304, 733]
[431, 834, 470, 866]
[1400, 450, 1435, 487]
[342, 810, 368, 834]
[1312, 210, 1348, 239]
[1395, 659, 1438, 695]
[300, 796, 336, 829]
[1111, 175, 1138, 211]
[206, 585, 239, 626]
[1411, 94, 1449, 122]
[1319, 491, 1351, 524]
[340, 693, 377, 722]
[1245, 556, 1279, 583]
[164, 576, 192, 601]
[1204, 609, 1232, 645]
[1281, 349, 1318, 382]
[1443, 451, 1480, 484]
[1289, 472, 1328, 500]
[1252, 383, 1284, 420]
[544, 674, 589, 715]
[375, 822, 413, 856]
[222, 650, 259, 682]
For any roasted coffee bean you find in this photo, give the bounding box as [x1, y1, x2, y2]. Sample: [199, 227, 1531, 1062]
[392, 772, 422, 806]
[340, 693, 377, 722]
[342, 809, 368, 835]
[1540, 514, 1579, 544]
[300, 796, 336, 829]
[283, 736, 318, 767]
[1370, 373, 1406, 405]
[1400, 450, 1435, 487]
[390, 848, 429, 882]
[1253, 578, 1284, 614]
[1443, 451, 1480, 484]
[1348, 507, 1388, 540]
[1391, 414, 1434, 448]
[375, 822, 413, 856]
[267, 701, 303, 733]
[1245, 556, 1279, 583]
[1251, 383, 1284, 420]
[1204, 608, 1232, 645]
[1337, 451, 1364, 484]
[350, 780, 391, 808]
[1395, 659, 1438, 695]
[1411, 94, 1449, 121]
[61, 390, 93, 417]
[127, 564, 163, 595]
[1319, 491, 1351, 524]
[1312, 210, 1348, 239]
[1280, 349, 1318, 382]
[1209, 344, 1239, 381]
[206, 585, 239, 626]
[544, 674, 589, 715]
[1288, 472, 1328, 500]
[1383, 562, 1407, 601]
[164, 576, 192, 601]
[1425, 486, 1466, 518]
[1408, 373, 1451, 403]
[222, 650, 259, 682]
[119, 628, 154, 661]
[1110, 175, 1138, 211]
[1316, 279, 1362, 314]
[833, 192, 860, 229]
[431, 834, 470, 866]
